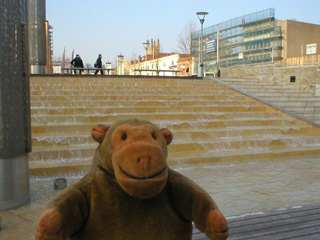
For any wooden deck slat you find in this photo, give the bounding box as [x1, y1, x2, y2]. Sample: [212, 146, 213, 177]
[192, 204, 320, 240]
[228, 205, 320, 225]
[229, 212, 320, 233]
[234, 221, 320, 240]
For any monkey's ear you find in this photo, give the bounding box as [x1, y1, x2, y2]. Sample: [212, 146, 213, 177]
[161, 128, 173, 145]
[92, 125, 110, 143]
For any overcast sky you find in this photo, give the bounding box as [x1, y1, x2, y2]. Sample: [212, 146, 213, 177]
[46, 0, 320, 66]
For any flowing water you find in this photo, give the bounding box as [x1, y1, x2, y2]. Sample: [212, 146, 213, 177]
[29, 76, 320, 191]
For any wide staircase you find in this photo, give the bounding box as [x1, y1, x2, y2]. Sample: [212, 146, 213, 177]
[29, 76, 320, 177]
[218, 77, 320, 125]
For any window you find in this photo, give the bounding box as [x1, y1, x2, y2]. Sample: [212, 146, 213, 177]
[290, 76, 296, 83]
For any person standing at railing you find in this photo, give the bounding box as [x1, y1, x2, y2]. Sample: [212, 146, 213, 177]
[94, 54, 104, 75]
[70, 54, 84, 74]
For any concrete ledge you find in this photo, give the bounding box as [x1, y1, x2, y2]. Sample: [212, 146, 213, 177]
[31, 74, 202, 80]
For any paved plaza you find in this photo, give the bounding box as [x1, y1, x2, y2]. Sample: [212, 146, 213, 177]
[1, 156, 320, 239]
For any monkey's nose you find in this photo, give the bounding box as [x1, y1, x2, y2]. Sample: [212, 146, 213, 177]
[137, 156, 152, 171]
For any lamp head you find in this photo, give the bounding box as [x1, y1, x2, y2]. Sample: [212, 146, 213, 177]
[143, 41, 150, 50]
[196, 11, 209, 24]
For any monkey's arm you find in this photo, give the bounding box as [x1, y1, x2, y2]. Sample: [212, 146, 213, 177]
[36, 186, 89, 240]
[169, 169, 229, 240]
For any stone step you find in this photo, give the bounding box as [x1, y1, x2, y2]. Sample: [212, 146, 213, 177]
[31, 118, 299, 135]
[30, 99, 259, 108]
[285, 107, 320, 112]
[226, 82, 293, 88]
[30, 113, 290, 125]
[29, 145, 320, 177]
[309, 118, 320, 124]
[226, 85, 297, 92]
[31, 125, 316, 148]
[31, 94, 247, 102]
[30, 89, 239, 96]
[252, 92, 312, 97]
[266, 101, 320, 107]
[30, 77, 212, 85]
[30, 105, 269, 116]
[262, 96, 319, 102]
[226, 83, 278, 88]
[30, 135, 320, 162]
[219, 77, 320, 125]
[293, 112, 320, 118]
[30, 85, 228, 91]
[220, 81, 264, 86]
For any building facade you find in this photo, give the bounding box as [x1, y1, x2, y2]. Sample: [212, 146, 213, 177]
[278, 20, 320, 59]
[130, 53, 191, 76]
[117, 55, 124, 75]
[45, 21, 53, 74]
[177, 55, 193, 76]
[192, 8, 320, 75]
[27, 0, 46, 74]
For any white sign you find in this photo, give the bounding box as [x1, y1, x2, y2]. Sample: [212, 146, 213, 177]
[306, 43, 317, 55]
[206, 40, 216, 53]
[53, 66, 61, 74]
[238, 53, 244, 59]
[244, 33, 271, 42]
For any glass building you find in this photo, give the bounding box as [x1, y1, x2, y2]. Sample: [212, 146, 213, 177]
[192, 8, 283, 74]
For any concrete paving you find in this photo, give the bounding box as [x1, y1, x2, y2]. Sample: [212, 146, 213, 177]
[1, 156, 320, 240]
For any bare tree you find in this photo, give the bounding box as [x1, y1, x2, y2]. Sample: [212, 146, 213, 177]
[131, 53, 138, 63]
[174, 20, 197, 54]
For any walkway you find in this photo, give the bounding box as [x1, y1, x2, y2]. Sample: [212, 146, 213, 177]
[1, 156, 320, 239]
[193, 204, 320, 240]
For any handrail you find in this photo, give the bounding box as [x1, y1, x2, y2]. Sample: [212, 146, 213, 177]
[61, 67, 115, 74]
[133, 69, 182, 76]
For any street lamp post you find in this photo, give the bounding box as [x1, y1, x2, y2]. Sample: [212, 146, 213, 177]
[196, 11, 208, 77]
[143, 41, 150, 75]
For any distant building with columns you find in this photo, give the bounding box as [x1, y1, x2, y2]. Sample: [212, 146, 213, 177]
[117, 54, 124, 75]
[129, 53, 192, 76]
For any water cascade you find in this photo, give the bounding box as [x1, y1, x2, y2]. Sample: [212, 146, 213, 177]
[30, 76, 320, 178]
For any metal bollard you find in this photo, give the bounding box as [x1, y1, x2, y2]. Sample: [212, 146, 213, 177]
[54, 178, 67, 190]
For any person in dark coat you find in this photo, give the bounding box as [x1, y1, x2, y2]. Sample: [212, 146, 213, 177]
[70, 54, 84, 74]
[94, 54, 104, 75]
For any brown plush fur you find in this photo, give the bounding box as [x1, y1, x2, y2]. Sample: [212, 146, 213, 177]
[36, 119, 229, 240]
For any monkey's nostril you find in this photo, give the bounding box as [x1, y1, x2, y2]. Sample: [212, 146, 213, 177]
[148, 156, 151, 161]
[137, 157, 141, 163]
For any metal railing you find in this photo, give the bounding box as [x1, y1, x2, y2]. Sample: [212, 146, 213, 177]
[133, 69, 182, 76]
[61, 67, 115, 75]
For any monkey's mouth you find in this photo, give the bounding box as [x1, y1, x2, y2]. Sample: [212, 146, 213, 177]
[119, 166, 167, 180]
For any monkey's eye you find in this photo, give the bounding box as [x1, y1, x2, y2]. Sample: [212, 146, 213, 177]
[152, 133, 157, 140]
[121, 133, 127, 141]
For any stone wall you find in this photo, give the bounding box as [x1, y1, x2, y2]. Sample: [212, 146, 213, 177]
[221, 64, 320, 95]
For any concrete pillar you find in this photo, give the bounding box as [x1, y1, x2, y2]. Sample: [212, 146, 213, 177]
[0, 1, 31, 210]
[0, 154, 30, 210]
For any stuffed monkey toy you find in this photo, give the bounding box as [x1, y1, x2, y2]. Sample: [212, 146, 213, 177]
[36, 118, 229, 240]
